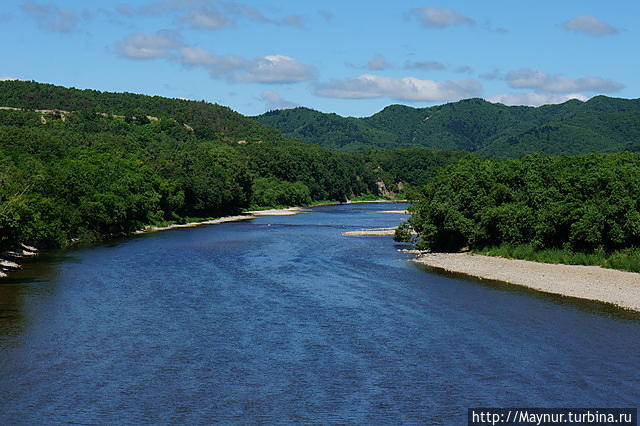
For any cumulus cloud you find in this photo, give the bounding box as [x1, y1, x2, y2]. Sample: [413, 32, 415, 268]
[406, 7, 474, 29]
[405, 60, 446, 71]
[179, 46, 244, 75]
[260, 90, 297, 110]
[0, 76, 20, 81]
[564, 15, 617, 36]
[236, 55, 313, 83]
[315, 74, 481, 101]
[22, 2, 78, 33]
[505, 68, 623, 93]
[366, 55, 392, 71]
[117, 30, 183, 59]
[179, 47, 313, 83]
[488, 92, 589, 107]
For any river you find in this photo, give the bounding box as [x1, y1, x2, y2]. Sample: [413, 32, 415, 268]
[0, 203, 638, 424]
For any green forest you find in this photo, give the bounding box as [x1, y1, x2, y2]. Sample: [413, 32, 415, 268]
[255, 97, 640, 156]
[399, 153, 640, 271]
[0, 81, 460, 251]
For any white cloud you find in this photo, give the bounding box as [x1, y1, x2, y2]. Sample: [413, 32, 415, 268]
[117, 30, 183, 59]
[488, 92, 589, 106]
[260, 90, 297, 111]
[405, 60, 446, 71]
[179, 48, 313, 83]
[223, 2, 306, 28]
[505, 68, 623, 93]
[407, 7, 474, 29]
[182, 7, 234, 29]
[236, 55, 313, 83]
[179, 46, 245, 75]
[22, 2, 78, 33]
[564, 15, 617, 36]
[125, 1, 306, 29]
[0, 76, 20, 81]
[366, 55, 392, 71]
[315, 74, 481, 101]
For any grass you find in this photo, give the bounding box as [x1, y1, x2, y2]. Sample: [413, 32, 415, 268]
[477, 244, 640, 273]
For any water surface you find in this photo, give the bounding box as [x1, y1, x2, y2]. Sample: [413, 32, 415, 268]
[1, 203, 638, 424]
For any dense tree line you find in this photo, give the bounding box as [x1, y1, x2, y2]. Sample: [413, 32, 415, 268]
[0, 108, 367, 249]
[404, 153, 640, 254]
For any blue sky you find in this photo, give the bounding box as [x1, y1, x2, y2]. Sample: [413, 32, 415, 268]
[1, 0, 638, 117]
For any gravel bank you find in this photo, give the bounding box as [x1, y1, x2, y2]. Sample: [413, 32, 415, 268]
[412, 253, 640, 311]
[342, 227, 397, 236]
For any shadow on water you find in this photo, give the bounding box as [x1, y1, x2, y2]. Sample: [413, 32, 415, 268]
[412, 262, 640, 322]
[0, 250, 79, 338]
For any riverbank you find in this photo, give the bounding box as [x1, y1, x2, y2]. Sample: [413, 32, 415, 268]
[0, 244, 39, 278]
[0, 207, 309, 280]
[412, 252, 640, 312]
[136, 207, 307, 234]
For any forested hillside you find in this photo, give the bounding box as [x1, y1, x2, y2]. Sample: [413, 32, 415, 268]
[255, 97, 640, 157]
[0, 80, 282, 142]
[0, 82, 464, 251]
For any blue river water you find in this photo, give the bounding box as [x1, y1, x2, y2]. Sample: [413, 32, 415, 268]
[0, 203, 639, 424]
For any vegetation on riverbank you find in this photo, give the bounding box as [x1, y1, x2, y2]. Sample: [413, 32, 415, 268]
[478, 244, 640, 273]
[401, 152, 640, 272]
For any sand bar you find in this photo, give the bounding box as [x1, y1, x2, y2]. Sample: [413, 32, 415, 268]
[412, 253, 640, 311]
[248, 207, 307, 216]
[342, 227, 397, 236]
[139, 215, 255, 233]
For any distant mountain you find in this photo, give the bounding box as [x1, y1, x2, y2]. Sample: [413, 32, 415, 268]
[254, 97, 640, 157]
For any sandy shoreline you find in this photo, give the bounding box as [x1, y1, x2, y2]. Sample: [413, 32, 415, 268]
[412, 253, 640, 312]
[136, 207, 307, 234]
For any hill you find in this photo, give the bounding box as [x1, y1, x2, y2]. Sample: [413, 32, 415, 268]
[0, 80, 282, 142]
[254, 97, 640, 157]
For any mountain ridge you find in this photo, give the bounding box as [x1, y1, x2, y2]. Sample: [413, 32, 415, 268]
[254, 96, 640, 157]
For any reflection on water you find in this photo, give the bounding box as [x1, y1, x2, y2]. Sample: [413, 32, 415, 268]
[0, 203, 638, 424]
